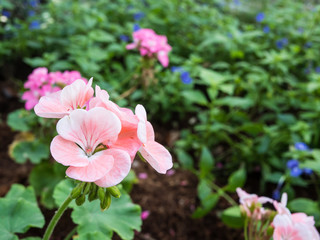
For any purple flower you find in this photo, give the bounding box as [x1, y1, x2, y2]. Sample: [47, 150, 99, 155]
[294, 142, 309, 151]
[272, 189, 281, 200]
[181, 71, 193, 84]
[138, 172, 148, 179]
[141, 210, 150, 220]
[276, 38, 288, 49]
[29, 0, 39, 8]
[263, 25, 270, 33]
[304, 42, 312, 48]
[287, 159, 299, 169]
[227, 33, 233, 38]
[29, 20, 40, 29]
[171, 66, 183, 73]
[133, 23, 140, 32]
[256, 12, 265, 22]
[303, 168, 313, 176]
[134, 12, 145, 21]
[316, 67, 320, 73]
[290, 166, 303, 177]
[119, 35, 130, 42]
[2, 10, 10, 18]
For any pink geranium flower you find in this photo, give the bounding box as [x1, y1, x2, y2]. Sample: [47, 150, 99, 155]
[50, 107, 131, 187]
[126, 28, 172, 67]
[135, 104, 173, 174]
[34, 78, 94, 118]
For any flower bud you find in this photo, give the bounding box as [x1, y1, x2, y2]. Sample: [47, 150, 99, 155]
[75, 194, 86, 206]
[83, 182, 91, 195]
[107, 186, 121, 198]
[100, 191, 112, 211]
[88, 184, 98, 202]
[98, 187, 106, 203]
[71, 182, 85, 199]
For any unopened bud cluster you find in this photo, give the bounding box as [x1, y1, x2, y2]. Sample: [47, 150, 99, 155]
[71, 182, 121, 211]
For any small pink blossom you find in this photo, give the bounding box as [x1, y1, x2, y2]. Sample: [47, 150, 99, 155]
[22, 67, 87, 110]
[166, 169, 176, 176]
[138, 172, 148, 179]
[141, 210, 150, 220]
[126, 28, 171, 67]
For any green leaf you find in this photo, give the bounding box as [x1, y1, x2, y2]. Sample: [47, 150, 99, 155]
[215, 97, 254, 109]
[53, 179, 78, 209]
[224, 167, 246, 192]
[221, 206, 244, 228]
[7, 109, 36, 132]
[176, 149, 194, 170]
[74, 232, 107, 240]
[199, 147, 214, 177]
[192, 193, 219, 218]
[89, 30, 115, 43]
[0, 185, 44, 240]
[11, 140, 49, 164]
[200, 68, 226, 85]
[29, 162, 66, 209]
[182, 90, 208, 105]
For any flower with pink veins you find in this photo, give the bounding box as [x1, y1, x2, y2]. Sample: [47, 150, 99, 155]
[34, 78, 94, 118]
[89, 86, 141, 160]
[273, 213, 320, 240]
[135, 104, 173, 174]
[50, 107, 132, 187]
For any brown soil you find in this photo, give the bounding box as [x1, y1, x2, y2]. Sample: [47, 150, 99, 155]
[0, 80, 242, 240]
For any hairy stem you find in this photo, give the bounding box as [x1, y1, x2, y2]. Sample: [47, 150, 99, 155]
[43, 195, 73, 240]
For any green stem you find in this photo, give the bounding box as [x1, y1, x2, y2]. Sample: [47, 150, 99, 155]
[64, 227, 77, 240]
[43, 195, 73, 240]
[210, 182, 237, 206]
[244, 217, 249, 240]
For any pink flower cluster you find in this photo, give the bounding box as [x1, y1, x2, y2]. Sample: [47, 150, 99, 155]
[126, 28, 172, 67]
[22, 67, 87, 110]
[237, 188, 320, 240]
[34, 78, 173, 188]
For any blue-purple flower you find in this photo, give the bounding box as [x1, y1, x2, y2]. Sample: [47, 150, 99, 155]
[294, 142, 309, 151]
[133, 23, 140, 32]
[171, 66, 193, 84]
[276, 38, 288, 49]
[29, 0, 39, 8]
[263, 25, 270, 33]
[119, 35, 130, 42]
[29, 20, 40, 29]
[2, 10, 10, 18]
[315, 67, 320, 73]
[272, 189, 281, 200]
[134, 12, 145, 21]
[304, 42, 312, 48]
[256, 12, 265, 22]
[287, 159, 312, 177]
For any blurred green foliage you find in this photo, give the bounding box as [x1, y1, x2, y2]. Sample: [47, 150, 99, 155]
[3, 0, 320, 228]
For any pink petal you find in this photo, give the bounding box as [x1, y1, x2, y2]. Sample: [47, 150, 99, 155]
[135, 104, 147, 122]
[139, 141, 173, 174]
[56, 108, 121, 151]
[50, 135, 89, 167]
[112, 126, 141, 161]
[66, 151, 114, 182]
[157, 52, 169, 67]
[60, 78, 94, 110]
[94, 149, 131, 187]
[34, 91, 69, 118]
